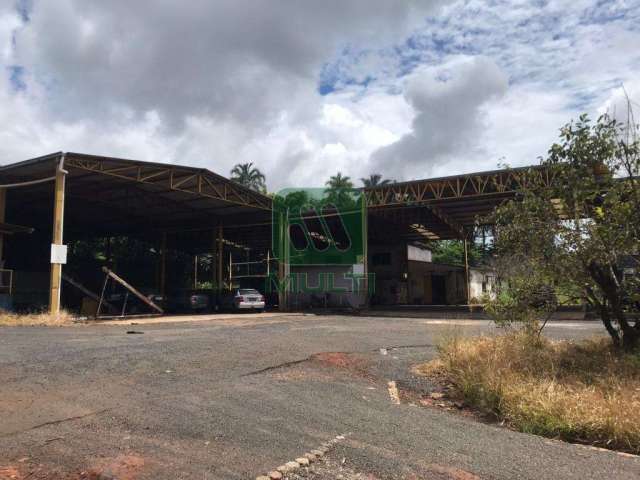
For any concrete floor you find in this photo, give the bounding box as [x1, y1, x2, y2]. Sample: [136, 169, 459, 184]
[0, 314, 637, 479]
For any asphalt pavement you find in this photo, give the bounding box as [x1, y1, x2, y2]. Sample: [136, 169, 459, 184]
[0, 314, 637, 479]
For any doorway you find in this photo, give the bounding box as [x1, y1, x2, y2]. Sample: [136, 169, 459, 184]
[431, 274, 446, 305]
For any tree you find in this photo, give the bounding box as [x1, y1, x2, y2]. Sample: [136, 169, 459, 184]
[430, 239, 484, 266]
[326, 172, 353, 190]
[489, 111, 640, 349]
[281, 189, 312, 211]
[324, 172, 356, 208]
[230, 162, 267, 193]
[361, 173, 393, 188]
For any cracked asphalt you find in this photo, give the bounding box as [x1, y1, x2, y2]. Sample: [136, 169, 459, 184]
[0, 314, 638, 479]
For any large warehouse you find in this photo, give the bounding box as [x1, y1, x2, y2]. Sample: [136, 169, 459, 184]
[0, 152, 272, 316]
[0, 151, 551, 317]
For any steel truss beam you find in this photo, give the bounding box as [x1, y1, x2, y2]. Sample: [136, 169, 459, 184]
[64, 155, 272, 211]
[364, 165, 555, 208]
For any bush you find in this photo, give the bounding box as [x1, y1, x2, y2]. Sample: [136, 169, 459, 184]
[422, 332, 640, 453]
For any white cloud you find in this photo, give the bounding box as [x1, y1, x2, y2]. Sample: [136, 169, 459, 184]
[0, 0, 443, 188]
[322, 143, 348, 156]
[12, 0, 442, 126]
[0, 5, 20, 64]
[370, 56, 508, 179]
[0, 0, 639, 190]
[599, 83, 640, 126]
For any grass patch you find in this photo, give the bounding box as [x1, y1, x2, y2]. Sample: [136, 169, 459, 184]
[0, 310, 73, 326]
[417, 332, 640, 454]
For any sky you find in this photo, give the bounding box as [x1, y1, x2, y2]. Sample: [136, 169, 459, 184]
[1, 0, 639, 190]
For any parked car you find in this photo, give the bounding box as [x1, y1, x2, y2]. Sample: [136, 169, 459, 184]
[218, 288, 265, 312]
[104, 290, 165, 315]
[168, 290, 213, 313]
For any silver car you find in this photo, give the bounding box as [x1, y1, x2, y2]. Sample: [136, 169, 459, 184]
[220, 288, 265, 312]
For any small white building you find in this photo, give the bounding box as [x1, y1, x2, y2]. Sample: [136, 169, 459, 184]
[468, 267, 497, 304]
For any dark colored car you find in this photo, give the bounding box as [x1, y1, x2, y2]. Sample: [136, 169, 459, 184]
[104, 290, 165, 315]
[168, 290, 213, 313]
[218, 288, 265, 312]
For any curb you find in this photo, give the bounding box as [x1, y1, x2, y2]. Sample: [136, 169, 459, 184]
[256, 433, 349, 480]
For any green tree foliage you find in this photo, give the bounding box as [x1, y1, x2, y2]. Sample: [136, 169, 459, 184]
[324, 172, 356, 209]
[430, 239, 483, 266]
[483, 259, 558, 337]
[361, 173, 393, 187]
[325, 172, 353, 190]
[230, 162, 267, 193]
[280, 189, 312, 211]
[489, 112, 640, 349]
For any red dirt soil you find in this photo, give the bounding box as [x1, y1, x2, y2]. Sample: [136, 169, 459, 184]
[1, 454, 146, 480]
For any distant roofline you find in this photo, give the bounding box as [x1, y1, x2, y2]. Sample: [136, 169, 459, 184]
[1, 152, 545, 192]
[364, 163, 545, 191]
[0, 151, 272, 204]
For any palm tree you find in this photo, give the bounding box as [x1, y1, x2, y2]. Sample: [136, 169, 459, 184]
[324, 172, 355, 208]
[361, 173, 393, 188]
[230, 163, 266, 193]
[325, 172, 353, 190]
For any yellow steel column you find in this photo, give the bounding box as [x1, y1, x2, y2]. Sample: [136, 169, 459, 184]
[49, 166, 66, 315]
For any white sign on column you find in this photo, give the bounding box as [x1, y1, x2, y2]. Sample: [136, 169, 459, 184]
[50, 244, 68, 264]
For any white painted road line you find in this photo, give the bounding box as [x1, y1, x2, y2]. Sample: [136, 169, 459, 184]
[387, 381, 401, 405]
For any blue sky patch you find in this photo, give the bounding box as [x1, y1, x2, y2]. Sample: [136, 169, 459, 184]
[8, 65, 26, 91]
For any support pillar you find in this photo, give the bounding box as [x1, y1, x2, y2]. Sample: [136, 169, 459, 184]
[277, 259, 285, 311]
[360, 193, 369, 308]
[266, 250, 270, 277]
[194, 254, 198, 289]
[463, 236, 471, 307]
[211, 229, 216, 294]
[160, 232, 167, 296]
[0, 188, 5, 268]
[277, 211, 290, 311]
[49, 167, 66, 315]
[217, 225, 223, 293]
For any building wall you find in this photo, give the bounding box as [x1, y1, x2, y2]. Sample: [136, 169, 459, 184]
[367, 242, 469, 305]
[407, 261, 466, 305]
[407, 244, 432, 262]
[289, 264, 367, 308]
[290, 242, 496, 308]
[469, 268, 497, 302]
[368, 243, 408, 305]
